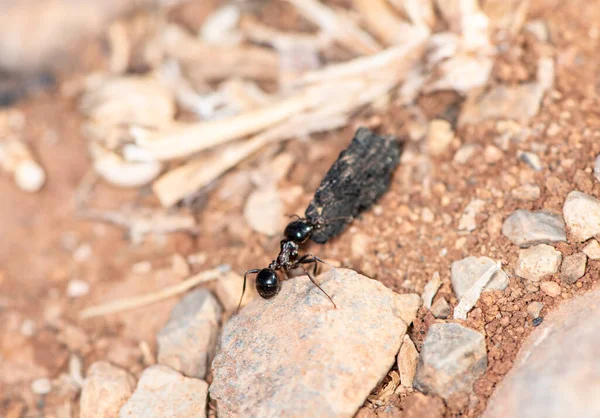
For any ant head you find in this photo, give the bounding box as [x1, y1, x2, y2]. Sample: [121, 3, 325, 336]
[256, 268, 281, 299]
[284, 220, 314, 243]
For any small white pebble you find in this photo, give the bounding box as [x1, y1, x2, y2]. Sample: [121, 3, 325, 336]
[20, 319, 37, 337]
[31, 377, 51, 395]
[69, 354, 84, 388]
[15, 160, 46, 192]
[73, 244, 92, 262]
[67, 279, 90, 298]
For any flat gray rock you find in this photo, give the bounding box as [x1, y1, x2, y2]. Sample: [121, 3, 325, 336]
[483, 287, 600, 418]
[414, 323, 487, 400]
[451, 256, 509, 300]
[210, 268, 409, 418]
[501, 210, 566, 247]
[157, 289, 221, 379]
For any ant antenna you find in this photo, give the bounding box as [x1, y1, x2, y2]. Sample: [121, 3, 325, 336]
[237, 269, 259, 313]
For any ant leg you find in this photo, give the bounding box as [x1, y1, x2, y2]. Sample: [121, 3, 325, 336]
[237, 269, 260, 313]
[298, 264, 337, 309]
[298, 253, 336, 268]
[284, 213, 303, 220]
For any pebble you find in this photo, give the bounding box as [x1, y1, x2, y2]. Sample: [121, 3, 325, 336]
[427, 119, 454, 156]
[518, 151, 543, 171]
[430, 297, 451, 319]
[451, 256, 509, 300]
[31, 377, 52, 395]
[563, 191, 600, 242]
[67, 279, 90, 298]
[215, 271, 257, 312]
[526, 302, 544, 319]
[398, 335, 419, 389]
[156, 289, 222, 379]
[483, 287, 600, 418]
[501, 210, 566, 247]
[414, 323, 487, 400]
[20, 319, 37, 337]
[540, 281, 561, 297]
[80, 361, 136, 418]
[421, 272, 442, 310]
[119, 365, 208, 418]
[210, 269, 408, 417]
[484, 145, 503, 164]
[515, 244, 562, 281]
[510, 184, 541, 201]
[453, 144, 478, 164]
[396, 293, 423, 326]
[458, 199, 486, 232]
[559, 252, 587, 284]
[594, 154, 600, 183]
[243, 184, 283, 236]
[454, 261, 501, 320]
[583, 239, 600, 260]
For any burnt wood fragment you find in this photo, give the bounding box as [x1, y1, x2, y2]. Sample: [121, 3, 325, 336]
[305, 127, 402, 243]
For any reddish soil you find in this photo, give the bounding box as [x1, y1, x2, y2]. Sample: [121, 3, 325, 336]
[1, 0, 600, 417]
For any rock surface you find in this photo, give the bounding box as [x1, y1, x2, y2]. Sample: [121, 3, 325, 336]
[458, 199, 486, 232]
[398, 335, 419, 389]
[583, 239, 600, 260]
[510, 184, 540, 201]
[156, 289, 221, 379]
[119, 365, 208, 418]
[414, 323, 487, 400]
[210, 268, 408, 418]
[563, 191, 600, 242]
[80, 361, 136, 418]
[483, 287, 600, 418]
[451, 256, 508, 300]
[515, 244, 562, 281]
[560, 252, 587, 284]
[501, 210, 566, 247]
[540, 281, 561, 297]
[430, 297, 451, 319]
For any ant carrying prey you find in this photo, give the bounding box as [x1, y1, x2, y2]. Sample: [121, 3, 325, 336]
[237, 127, 403, 312]
[237, 216, 343, 311]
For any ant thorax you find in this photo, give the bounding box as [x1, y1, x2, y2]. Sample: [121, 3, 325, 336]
[272, 240, 299, 270]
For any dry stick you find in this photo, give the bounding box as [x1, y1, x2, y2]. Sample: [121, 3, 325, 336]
[353, 0, 417, 45]
[80, 268, 225, 319]
[135, 89, 319, 161]
[286, 0, 381, 54]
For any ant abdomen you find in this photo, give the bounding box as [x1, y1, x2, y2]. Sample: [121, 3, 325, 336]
[255, 268, 281, 299]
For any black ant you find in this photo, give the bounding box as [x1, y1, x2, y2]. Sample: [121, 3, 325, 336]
[237, 216, 350, 312]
